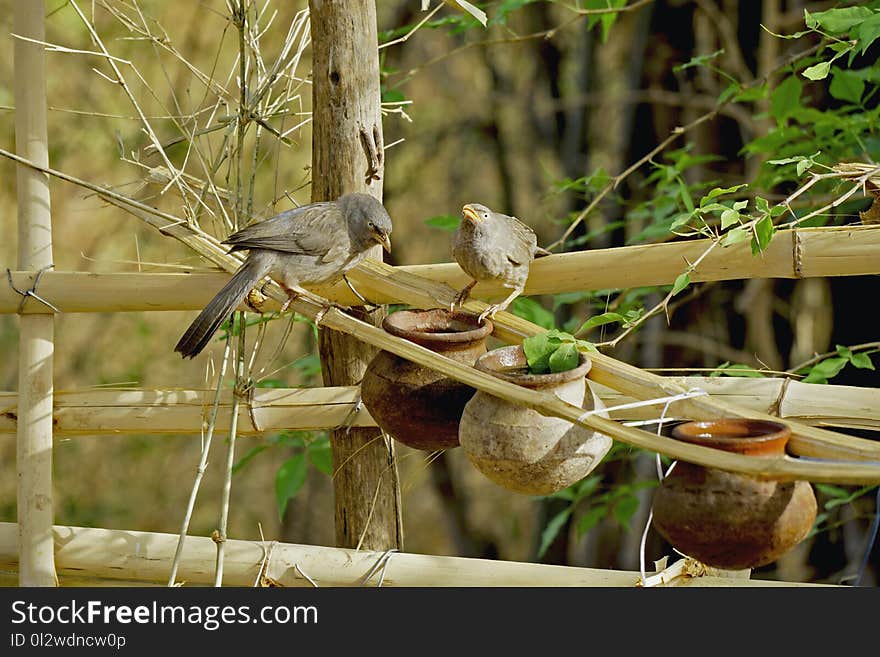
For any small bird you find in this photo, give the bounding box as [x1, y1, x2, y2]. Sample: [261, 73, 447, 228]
[175, 192, 392, 358]
[451, 203, 549, 323]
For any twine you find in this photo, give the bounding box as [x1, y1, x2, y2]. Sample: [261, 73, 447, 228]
[6, 265, 60, 313]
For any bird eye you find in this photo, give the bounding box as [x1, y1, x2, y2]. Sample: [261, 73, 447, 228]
[368, 221, 375, 229]
[482, 213, 489, 219]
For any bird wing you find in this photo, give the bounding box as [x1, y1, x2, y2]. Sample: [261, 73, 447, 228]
[223, 202, 344, 259]
[498, 213, 538, 266]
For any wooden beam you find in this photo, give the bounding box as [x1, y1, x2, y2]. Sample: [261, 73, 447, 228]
[308, 0, 403, 552]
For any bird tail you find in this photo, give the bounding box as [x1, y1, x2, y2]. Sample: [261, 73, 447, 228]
[174, 258, 268, 359]
[535, 246, 552, 258]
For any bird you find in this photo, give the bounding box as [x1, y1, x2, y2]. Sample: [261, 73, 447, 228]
[174, 192, 392, 359]
[451, 202, 550, 323]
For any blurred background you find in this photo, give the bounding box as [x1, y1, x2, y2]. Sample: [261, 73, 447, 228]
[0, 0, 878, 585]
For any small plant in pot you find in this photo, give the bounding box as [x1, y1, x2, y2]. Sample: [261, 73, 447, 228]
[458, 329, 612, 495]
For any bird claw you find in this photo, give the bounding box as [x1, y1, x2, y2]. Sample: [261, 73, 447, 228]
[477, 304, 500, 324]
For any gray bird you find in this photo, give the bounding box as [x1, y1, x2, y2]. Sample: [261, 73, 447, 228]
[175, 192, 392, 358]
[451, 203, 549, 323]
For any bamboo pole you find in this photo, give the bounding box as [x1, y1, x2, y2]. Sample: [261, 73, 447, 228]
[12, 0, 57, 587]
[0, 523, 829, 587]
[3, 223, 880, 313]
[1, 376, 878, 435]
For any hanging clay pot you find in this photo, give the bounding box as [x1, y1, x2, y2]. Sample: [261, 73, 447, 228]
[458, 345, 612, 495]
[361, 309, 493, 451]
[651, 418, 818, 570]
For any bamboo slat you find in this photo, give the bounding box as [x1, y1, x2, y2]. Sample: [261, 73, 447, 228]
[0, 377, 877, 435]
[0, 523, 828, 587]
[2, 226, 879, 314]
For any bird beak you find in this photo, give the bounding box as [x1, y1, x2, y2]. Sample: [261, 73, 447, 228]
[462, 205, 481, 223]
[378, 232, 392, 254]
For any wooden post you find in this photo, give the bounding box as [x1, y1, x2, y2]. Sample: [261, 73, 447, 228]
[13, 0, 57, 586]
[308, 0, 403, 550]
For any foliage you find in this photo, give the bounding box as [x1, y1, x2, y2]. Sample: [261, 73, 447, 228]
[521, 329, 595, 374]
[234, 429, 332, 521]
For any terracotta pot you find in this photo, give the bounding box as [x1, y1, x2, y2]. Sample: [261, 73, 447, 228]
[458, 345, 612, 495]
[361, 309, 493, 451]
[651, 418, 818, 570]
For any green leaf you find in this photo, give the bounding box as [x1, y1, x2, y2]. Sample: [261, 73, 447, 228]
[549, 342, 579, 373]
[670, 272, 690, 297]
[537, 508, 571, 558]
[381, 88, 407, 103]
[850, 353, 875, 370]
[522, 332, 561, 374]
[700, 184, 748, 206]
[805, 7, 875, 34]
[829, 68, 866, 103]
[612, 494, 640, 527]
[751, 215, 775, 255]
[802, 356, 848, 384]
[710, 362, 766, 378]
[802, 61, 831, 81]
[575, 506, 607, 537]
[275, 453, 308, 520]
[815, 483, 851, 499]
[770, 76, 802, 121]
[796, 158, 817, 177]
[673, 49, 724, 73]
[755, 196, 770, 214]
[232, 445, 268, 475]
[307, 437, 334, 476]
[722, 226, 749, 247]
[577, 312, 625, 334]
[720, 208, 741, 230]
[857, 13, 880, 54]
[424, 214, 461, 231]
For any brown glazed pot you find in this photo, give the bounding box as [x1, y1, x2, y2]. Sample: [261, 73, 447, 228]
[458, 345, 612, 495]
[360, 309, 493, 451]
[651, 418, 818, 570]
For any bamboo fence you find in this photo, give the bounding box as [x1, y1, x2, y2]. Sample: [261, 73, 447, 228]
[1, 376, 878, 436]
[4, 3, 880, 588]
[0, 523, 828, 587]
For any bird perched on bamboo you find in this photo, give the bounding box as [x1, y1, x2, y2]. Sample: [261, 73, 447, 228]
[175, 192, 392, 359]
[451, 202, 550, 323]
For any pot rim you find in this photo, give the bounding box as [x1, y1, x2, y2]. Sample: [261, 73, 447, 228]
[474, 344, 592, 388]
[670, 418, 791, 456]
[382, 308, 494, 344]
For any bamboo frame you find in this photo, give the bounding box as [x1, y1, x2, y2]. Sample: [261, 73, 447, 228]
[0, 523, 829, 587]
[12, 0, 57, 587]
[3, 223, 880, 313]
[0, 376, 877, 435]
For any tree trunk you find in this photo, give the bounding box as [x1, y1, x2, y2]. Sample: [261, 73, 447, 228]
[308, 0, 403, 551]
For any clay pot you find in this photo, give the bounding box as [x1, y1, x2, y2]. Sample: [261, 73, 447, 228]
[651, 418, 818, 570]
[458, 345, 612, 495]
[361, 309, 493, 451]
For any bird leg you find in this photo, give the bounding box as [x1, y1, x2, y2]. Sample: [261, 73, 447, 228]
[477, 286, 523, 323]
[451, 279, 478, 312]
